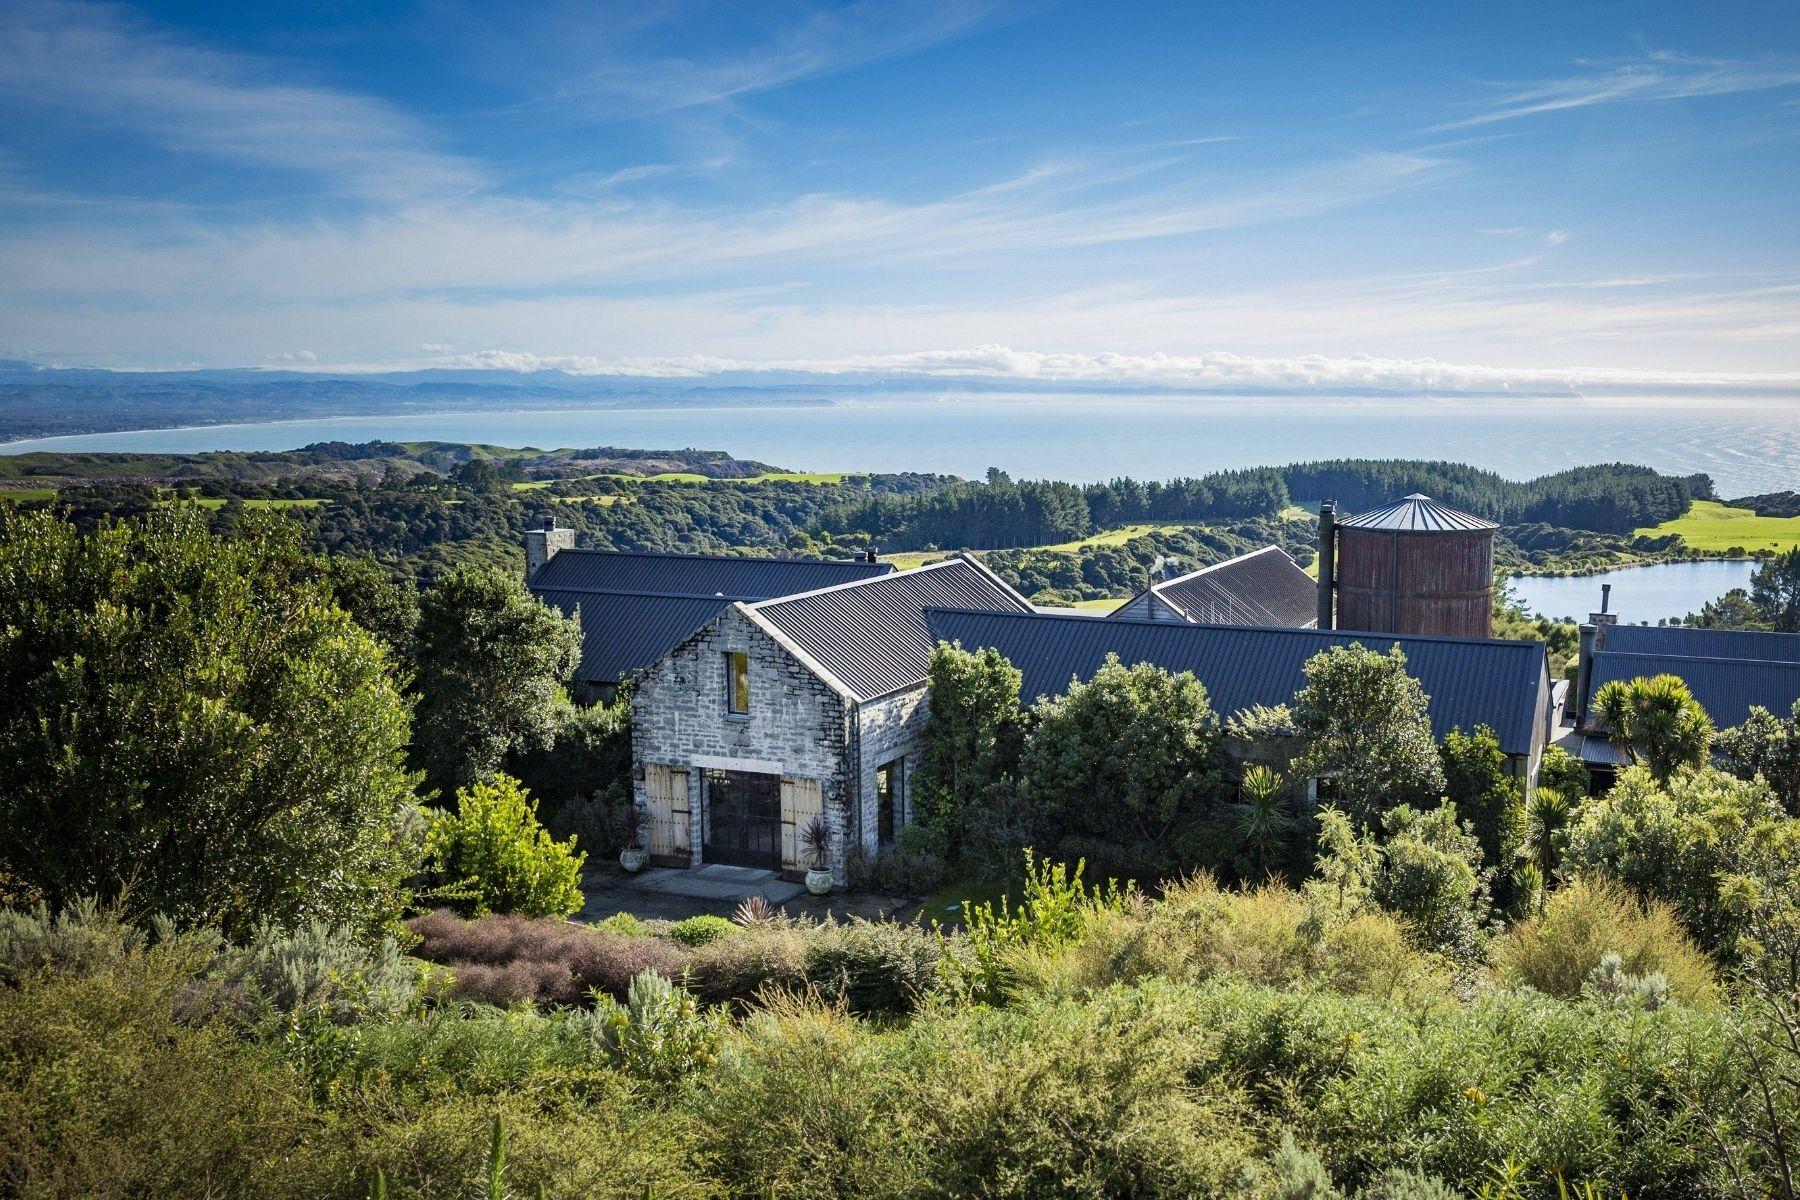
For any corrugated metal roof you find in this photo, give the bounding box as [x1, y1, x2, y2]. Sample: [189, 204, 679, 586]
[529, 548, 890, 597]
[926, 607, 1549, 756]
[1336, 494, 1497, 533]
[1604, 623, 1800, 664]
[752, 557, 1034, 701]
[534, 589, 731, 686]
[1588, 650, 1800, 728]
[1116, 545, 1318, 628]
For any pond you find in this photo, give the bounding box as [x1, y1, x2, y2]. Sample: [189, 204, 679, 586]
[1505, 560, 1757, 625]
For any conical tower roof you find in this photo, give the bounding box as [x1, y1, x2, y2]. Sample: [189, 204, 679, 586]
[1336, 493, 1497, 533]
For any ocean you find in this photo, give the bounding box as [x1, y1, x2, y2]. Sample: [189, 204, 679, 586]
[4, 393, 1798, 497]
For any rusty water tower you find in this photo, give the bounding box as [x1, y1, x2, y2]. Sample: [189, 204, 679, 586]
[1316, 494, 1497, 638]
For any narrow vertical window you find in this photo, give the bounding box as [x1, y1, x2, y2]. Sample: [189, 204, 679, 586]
[726, 651, 750, 715]
[876, 758, 901, 845]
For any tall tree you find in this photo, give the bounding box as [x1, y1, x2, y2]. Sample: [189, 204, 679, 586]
[1717, 701, 1800, 816]
[1018, 655, 1224, 854]
[0, 509, 419, 934]
[1592, 674, 1714, 782]
[1440, 725, 1526, 871]
[412, 568, 582, 798]
[1292, 643, 1445, 824]
[1751, 548, 1800, 632]
[911, 643, 1025, 856]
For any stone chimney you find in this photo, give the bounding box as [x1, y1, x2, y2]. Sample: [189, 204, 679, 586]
[523, 515, 575, 581]
[1571, 587, 1621, 727]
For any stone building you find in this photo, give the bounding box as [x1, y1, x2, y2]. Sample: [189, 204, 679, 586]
[630, 556, 1033, 883]
[524, 532, 890, 703]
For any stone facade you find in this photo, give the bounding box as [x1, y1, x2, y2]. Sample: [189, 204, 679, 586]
[632, 605, 853, 881]
[630, 603, 933, 886]
[523, 519, 576, 579]
[851, 686, 925, 850]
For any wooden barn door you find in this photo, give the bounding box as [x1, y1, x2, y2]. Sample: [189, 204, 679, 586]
[643, 764, 690, 861]
[779, 777, 824, 874]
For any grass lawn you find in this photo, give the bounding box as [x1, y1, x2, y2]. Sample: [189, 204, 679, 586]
[1033, 522, 1202, 553]
[881, 549, 954, 570]
[179, 497, 329, 510]
[0, 488, 57, 502]
[1058, 596, 1125, 613]
[1641, 499, 1800, 554]
[519, 470, 849, 488]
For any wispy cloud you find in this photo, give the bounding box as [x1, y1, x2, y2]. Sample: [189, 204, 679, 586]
[542, 0, 1011, 120]
[0, 149, 1455, 306]
[1437, 51, 1800, 129]
[352, 344, 1800, 399]
[0, 0, 481, 201]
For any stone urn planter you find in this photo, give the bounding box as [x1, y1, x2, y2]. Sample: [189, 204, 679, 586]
[619, 846, 649, 873]
[801, 814, 833, 895]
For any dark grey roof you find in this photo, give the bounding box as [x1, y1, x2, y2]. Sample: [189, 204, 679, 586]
[529, 548, 890, 597]
[1588, 651, 1800, 728]
[1337, 493, 1497, 533]
[534, 589, 731, 686]
[926, 607, 1550, 756]
[1604, 623, 1800, 664]
[1121, 546, 1318, 627]
[753, 557, 1034, 701]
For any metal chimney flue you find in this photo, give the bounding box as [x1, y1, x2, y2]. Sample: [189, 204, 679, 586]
[1316, 500, 1337, 630]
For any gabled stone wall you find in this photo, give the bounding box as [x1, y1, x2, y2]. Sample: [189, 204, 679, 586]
[630, 605, 854, 878]
[851, 685, 928, 851]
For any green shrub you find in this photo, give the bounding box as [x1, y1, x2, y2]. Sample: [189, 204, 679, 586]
[802, 918, 942, 1015]
[348, 1095, 706, 1200]
[595, 970, 727, 1085]
[686, 917, 941, 1016]
[207, 919, 428, 1021]
[939, 851, 1130, 1004]
[0, 898, 161, 986]
[1188, 979, 1733, 1196]
[667, 914, 736, 947]
[1493, 876, 1717, 1007]
[1046, 874, 1449, 1003]
[427, 775, 587, 919]
[593, 911, 650, 938]
[0, 943, 347, 1199]
[1566, 764, 1791, 955]
[689, 983, 1261, 1198]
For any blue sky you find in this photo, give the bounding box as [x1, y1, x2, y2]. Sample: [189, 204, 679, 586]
[1, 0, 1798, 393]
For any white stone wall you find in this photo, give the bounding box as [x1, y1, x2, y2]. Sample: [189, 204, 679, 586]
[631, 605, 854, 878]
[851, 684, 930, 853]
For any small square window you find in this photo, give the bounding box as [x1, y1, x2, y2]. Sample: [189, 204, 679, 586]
[725, 651, 750, 715]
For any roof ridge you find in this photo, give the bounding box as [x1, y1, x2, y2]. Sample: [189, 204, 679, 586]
[1595, 649, 1800, 669]
[545, 546, 889, 570]
[1149, 544, 1286, 592]
[928, 603, 1539, 650]
[749, 555, 986, 609]
[530, 585, 761, 601]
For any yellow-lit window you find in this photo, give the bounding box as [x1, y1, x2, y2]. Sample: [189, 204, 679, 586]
[726, 651, 751, 715]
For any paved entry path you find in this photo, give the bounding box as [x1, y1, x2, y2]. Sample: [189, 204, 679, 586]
[578, 863, 922, 925]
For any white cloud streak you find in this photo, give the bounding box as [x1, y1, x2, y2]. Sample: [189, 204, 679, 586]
[0, 0, 481, 200]
[293, 344, 1800, 399]
[1439, 51, 1800, 129]
[544, 0, 1011, 119]
[0, 150, 1455, 307]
